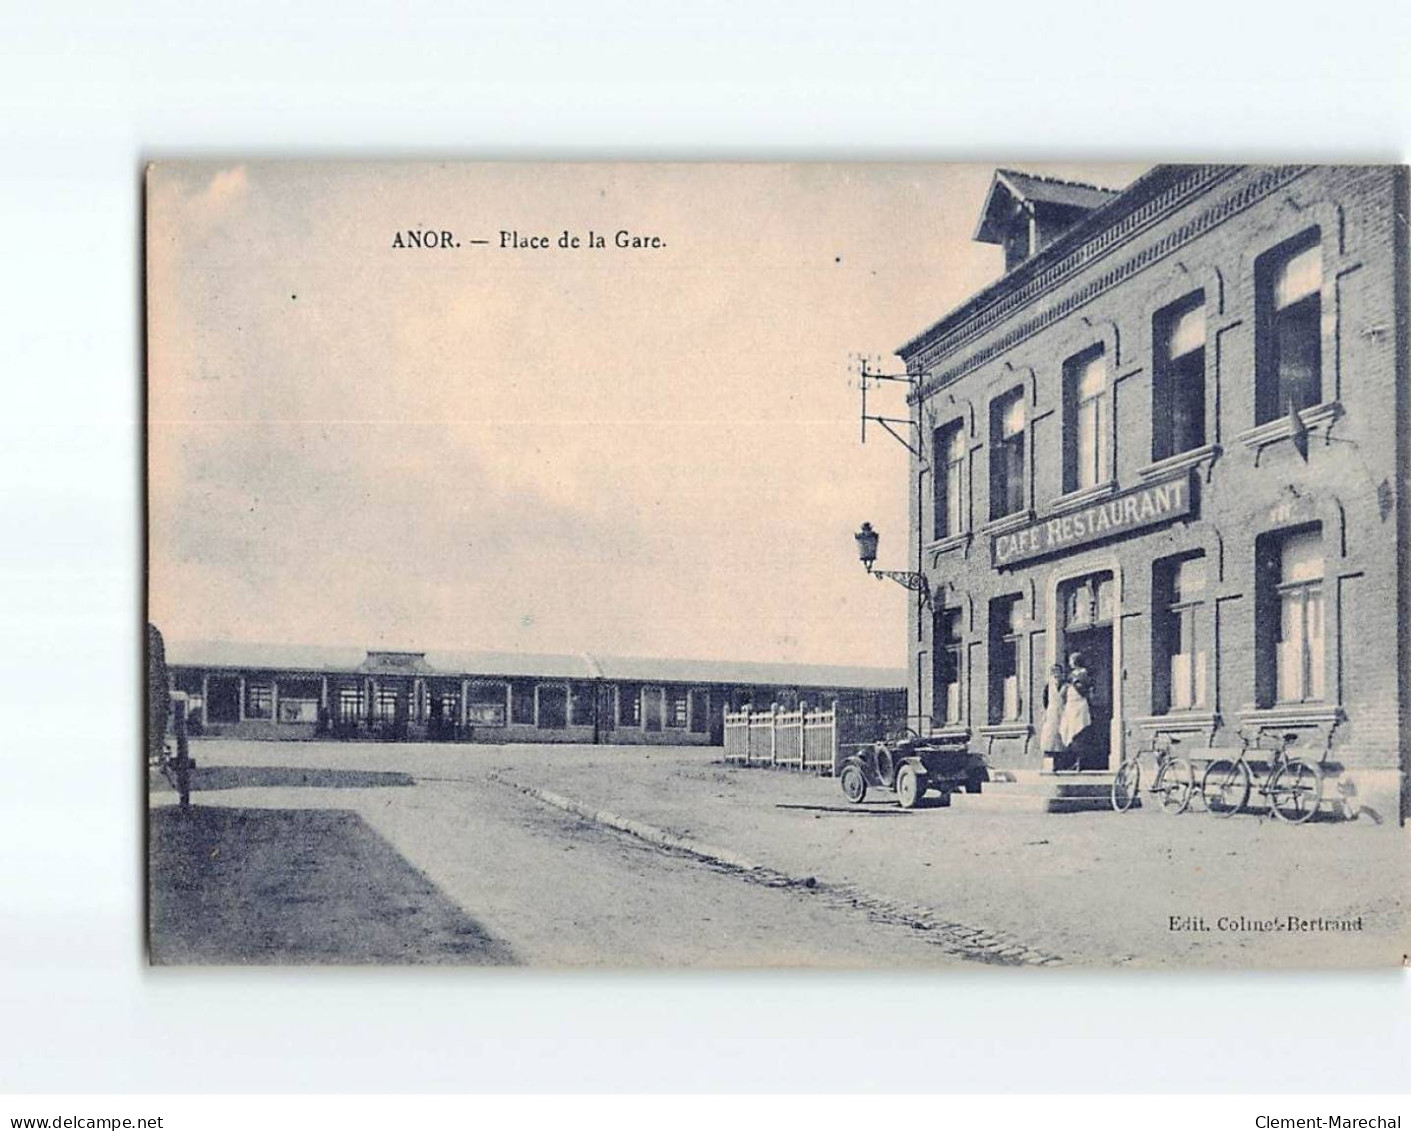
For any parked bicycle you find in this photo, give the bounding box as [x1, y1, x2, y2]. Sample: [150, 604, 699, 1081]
[1200, 729, 1323, 824]
[1111, 734, 1194, 814]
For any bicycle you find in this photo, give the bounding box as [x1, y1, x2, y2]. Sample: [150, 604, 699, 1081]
[1111, 734, 1194, 814]
[1200, 729, 1323, 824]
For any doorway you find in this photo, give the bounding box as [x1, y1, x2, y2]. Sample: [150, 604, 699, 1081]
[642, 687, 664, 732]
[1057, 571, 1116, 770]
[207, 675, 241, 724]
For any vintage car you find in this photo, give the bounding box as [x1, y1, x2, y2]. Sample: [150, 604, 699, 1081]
[837, 729, 988, 809]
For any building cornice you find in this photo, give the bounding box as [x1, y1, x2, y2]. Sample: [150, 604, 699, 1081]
[903, 165, 1311, 400]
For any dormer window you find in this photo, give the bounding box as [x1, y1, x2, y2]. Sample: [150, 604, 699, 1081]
[973, 169, 1120, 272]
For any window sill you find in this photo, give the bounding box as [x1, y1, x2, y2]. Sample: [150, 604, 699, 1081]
[1047, 480, 1117, 515]
[924, 532, 972, 561]
[925, 725, 971, 741]
[1238, 703, 1343, 726]
[981, 510, 1034, 536]
[1235, 401, 1343, 453]
[1133, 711, 1219, 732]
[978, 722, 1030, 739]
[1137, 443, 1221, 481]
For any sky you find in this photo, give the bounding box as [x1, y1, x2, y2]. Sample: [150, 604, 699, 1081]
[147, 161, 1148, 669]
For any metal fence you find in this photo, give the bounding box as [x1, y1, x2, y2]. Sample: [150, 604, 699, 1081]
[722, 704, 838, 774]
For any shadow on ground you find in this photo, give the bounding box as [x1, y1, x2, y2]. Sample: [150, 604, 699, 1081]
[773, 803, 914, 816]
[155, 765, 417, 792]
[148, 805, 515, 965]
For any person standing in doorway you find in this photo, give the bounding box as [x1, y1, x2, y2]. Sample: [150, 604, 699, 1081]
[1040, 663, 1068, 772]
[1060, 652, 1093, 771]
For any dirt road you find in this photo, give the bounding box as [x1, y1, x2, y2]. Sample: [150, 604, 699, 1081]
[149, 739, 1409, 967]
[150, 743, 979, 966]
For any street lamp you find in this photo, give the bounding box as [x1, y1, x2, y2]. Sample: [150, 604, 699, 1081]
[853, 522, 931, 607]
[854, 522, 879, 573]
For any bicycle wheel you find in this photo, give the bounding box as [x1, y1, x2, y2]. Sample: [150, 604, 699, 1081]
[1111, 757, 1141, 812]
[1267, 759, 1323, 824]
[1202, 759, 1250, 817]
[1152, 757, 1193, 814]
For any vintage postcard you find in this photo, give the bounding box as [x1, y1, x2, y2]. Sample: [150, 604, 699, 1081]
[146, 161, 1410, 968]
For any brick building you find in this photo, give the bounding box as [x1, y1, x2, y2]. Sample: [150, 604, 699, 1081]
[895, 165, 1408, 818]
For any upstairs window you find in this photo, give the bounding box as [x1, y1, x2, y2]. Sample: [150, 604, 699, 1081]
[1152, 294, 1206, 461]
[989, 388, 1026, 520]
[1063, 346, 1109, 492]
[933, 421, 967, 539]
[1256, 231, 1322, 424]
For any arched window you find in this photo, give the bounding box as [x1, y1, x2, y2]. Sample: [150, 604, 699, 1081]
[1064, 346, 1109, 492]
[989, 388, 1026, 519]
[1256, 230, 1322, 423]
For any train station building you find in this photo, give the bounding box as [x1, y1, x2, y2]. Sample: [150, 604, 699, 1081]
[894, 165, 1409, 818]
[164, 640, 906, 748]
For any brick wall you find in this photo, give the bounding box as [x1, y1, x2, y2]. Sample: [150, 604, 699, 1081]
[901, 166, 1407, 792]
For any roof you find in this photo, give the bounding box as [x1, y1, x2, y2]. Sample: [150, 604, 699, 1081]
[164, 639, 907, 690]
[899, 164, 1202, 366]
[973, 168, 1121, 244]
[592, 653, 906, 690]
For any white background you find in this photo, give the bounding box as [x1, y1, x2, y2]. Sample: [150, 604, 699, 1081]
[2, 0, 1408, 1095]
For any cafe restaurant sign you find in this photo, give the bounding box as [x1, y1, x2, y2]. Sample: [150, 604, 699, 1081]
[991, 472, 1194, 569]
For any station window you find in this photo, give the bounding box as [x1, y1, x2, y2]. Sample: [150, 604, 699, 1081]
[466, 681, 508, 726]
[336, 684, 363, 726]
[1255, 230, 1322, 424]
[245, 679, 273, 720]
[536, 685, 568, 729]
[933, 420, 967, 539]
[1256, 526, 1325, 706]
[1152, 554, 1207, 713]
[666, 686, 689, 728]
[987, 595, 1023, 724]
[430, 685, 461, 725]
[510, 679, 536, 725]
[1063, 346, 1109, 492]
[1152, 293, 1206, 461]
[689, 689, 710, 733]
[618, 682, 642, 727]
[569, 682, 595, 726]
[372, 684, 401, 723]
[276, 677, 320, 724]
[989, 388, 1026, 520]
[933, 608, 964, 726]
[597, 685, 616, 731]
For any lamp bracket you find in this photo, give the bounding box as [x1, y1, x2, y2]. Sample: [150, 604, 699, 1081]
[872, 568, 932, 608]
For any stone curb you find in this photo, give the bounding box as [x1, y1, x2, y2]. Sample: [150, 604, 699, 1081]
[488, 771, 1064, 967]
[487, 772, 764, 872]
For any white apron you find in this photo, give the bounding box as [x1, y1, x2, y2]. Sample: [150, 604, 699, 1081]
[1059, 683, 1092, 748]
